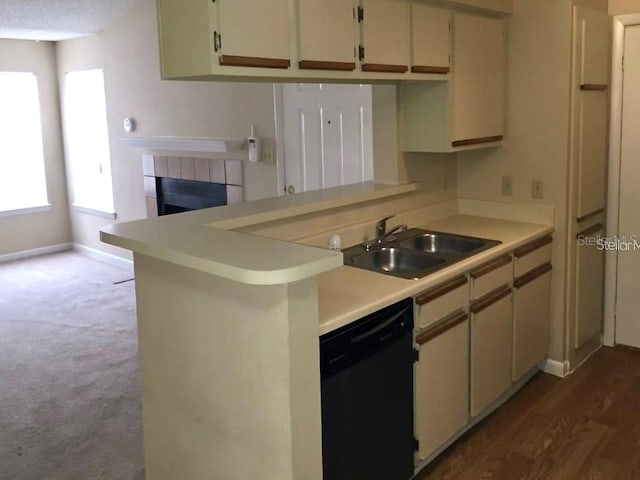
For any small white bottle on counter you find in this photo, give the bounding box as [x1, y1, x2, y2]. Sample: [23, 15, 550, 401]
[328, 234, 342, 251]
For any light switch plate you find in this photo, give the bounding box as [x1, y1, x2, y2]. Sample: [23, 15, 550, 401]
[532, 179, 544, 199]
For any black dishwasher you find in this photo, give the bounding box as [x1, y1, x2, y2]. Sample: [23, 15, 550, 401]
[320, 298, 414, 480]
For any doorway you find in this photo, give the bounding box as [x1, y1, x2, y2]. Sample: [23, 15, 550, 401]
[277, 83, 374, 195]
[606, 16, 640, 349]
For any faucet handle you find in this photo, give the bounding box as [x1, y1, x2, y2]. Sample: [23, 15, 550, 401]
[376, 215, 395, 227]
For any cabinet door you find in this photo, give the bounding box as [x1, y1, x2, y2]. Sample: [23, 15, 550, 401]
[452, 13, 505, 145]
[215, 0, 291, 68]
[410, 4, 451, 74]
[575, 224, 604, 348]
[360, 0, 410, 73]
[576, 6, 610, 87]
[470, 286, 512, 417]
[298, 0, 358, 70]
[513, 265, 552, 381]
[415, 311, 469, 460]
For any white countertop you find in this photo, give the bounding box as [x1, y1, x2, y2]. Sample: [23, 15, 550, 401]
[100, 182, 417, 285]
[317, 214, 553, 335]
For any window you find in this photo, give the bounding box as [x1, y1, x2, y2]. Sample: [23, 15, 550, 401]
[0, 72, 48, 213]
[64, 69, 114, 215]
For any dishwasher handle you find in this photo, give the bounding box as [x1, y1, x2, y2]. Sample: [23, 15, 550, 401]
[350, 305, 412, 345]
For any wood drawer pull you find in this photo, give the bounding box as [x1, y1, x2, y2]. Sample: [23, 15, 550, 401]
[416, 309, 468, 345]
[470, 255, 511, 279]
[415, 276, 468, 306]
[361, 63, 408, 73]
[580, 84, 608, 91]
[514, 262, 552, 289]
[411, 65, 450, 74]
[219, 55, 291, 69]
[470, 284, 511, 314]
[577, 208, 605, 223]
[299, 60, 356, 71]
[452, 135, 503, 147]
[514, 235, 553, 258]
[576, 223, 604, 239]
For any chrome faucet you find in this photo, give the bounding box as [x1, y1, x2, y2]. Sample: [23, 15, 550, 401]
[374, 215, 408, 243]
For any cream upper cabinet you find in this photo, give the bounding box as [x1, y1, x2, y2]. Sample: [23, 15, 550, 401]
[451, 12, 505, 145]
[359, 0, 411, 73]
[297, 0, 358, 71]
[577, 6, 610, 87]
[400, 11, 506, 152]
[213, 0, 291, 68]
[410, 4, 451, 74]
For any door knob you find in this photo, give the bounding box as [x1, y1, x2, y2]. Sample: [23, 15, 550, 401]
[287, 185, 296, 195]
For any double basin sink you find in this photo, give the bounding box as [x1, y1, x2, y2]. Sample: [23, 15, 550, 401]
[342, 228, 501, 280]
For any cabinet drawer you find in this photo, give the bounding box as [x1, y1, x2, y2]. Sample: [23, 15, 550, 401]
[514, 236, 553, 277]
[470, 255, 512, 300]
[416, 276, 468, 329]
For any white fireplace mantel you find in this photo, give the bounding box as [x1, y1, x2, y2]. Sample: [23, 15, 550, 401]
[121, 136, 246, 154]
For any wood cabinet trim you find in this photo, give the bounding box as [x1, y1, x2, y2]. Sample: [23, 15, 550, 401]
[513, 235, 553, 258]
[470, 284, 511, 314]
[416, 309, 468, 345]
[576, 223, 604, 239]
[411, 65, 450, 74]
[452, 135, 504, 147]
[577, 208, 605, 223]
[580, 84, 608, 91]
[416, 276, 468, 306]
[514, 262, 552, 289]
[361, 63, 408, 73]
[299, 60, 356, 71]
[470, 255, 511, 279]
[219, 55, 291, 69]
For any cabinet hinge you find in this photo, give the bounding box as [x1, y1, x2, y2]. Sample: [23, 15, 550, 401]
[358, 45, 365, 61]
[213, 31, 222, 52]
[357, 6, 364, 22]
[622, 55, 625, 72]
[414, 437, 420, 452]
[413, 348, 420, 363]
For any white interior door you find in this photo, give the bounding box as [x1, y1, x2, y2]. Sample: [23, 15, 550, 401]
[616, 25, 640, 348]
[282, 84, 373, 194]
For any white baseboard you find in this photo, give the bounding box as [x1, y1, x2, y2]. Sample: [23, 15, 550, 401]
[541, 358, 570, 378]
[0, 243, 73, 264]
[73, 243, 133, 270]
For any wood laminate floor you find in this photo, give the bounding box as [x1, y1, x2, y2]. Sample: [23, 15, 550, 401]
[417, 347, 640, 480]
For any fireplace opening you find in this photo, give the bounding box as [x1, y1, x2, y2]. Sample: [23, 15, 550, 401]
[156, 177, 227, 216]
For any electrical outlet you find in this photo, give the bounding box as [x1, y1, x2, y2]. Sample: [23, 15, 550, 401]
[262, 146, 274, 164]
[532, 179, 544, 199]
[502, 175, 513, 196]
[441, 174, 448, 191]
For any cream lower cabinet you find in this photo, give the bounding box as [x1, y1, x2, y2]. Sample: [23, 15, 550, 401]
[512, 236, 553, 381]
[470, 285, 512, 417]
[414, 276, 469, 460]
[415, 310, 469, 461]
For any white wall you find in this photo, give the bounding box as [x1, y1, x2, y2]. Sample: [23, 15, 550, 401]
[0, 39, 71, 256]
[610, 0, 640, 14]
[55, 0, 279, 257]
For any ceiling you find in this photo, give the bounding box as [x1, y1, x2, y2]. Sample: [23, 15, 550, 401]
[0, 0, 137, 41]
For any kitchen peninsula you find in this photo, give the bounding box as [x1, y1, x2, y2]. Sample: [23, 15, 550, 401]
[101, 181, 554, 480]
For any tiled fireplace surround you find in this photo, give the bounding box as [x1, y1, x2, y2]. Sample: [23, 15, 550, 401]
[142, 154, 243, 218]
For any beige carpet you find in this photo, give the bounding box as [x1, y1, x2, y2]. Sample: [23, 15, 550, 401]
[0, 251, 144, 480]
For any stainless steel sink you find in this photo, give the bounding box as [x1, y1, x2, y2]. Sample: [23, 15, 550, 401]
[399, 232, 488, 254]
[342, 228, 501, 279]
[347, 247, 445, 280]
